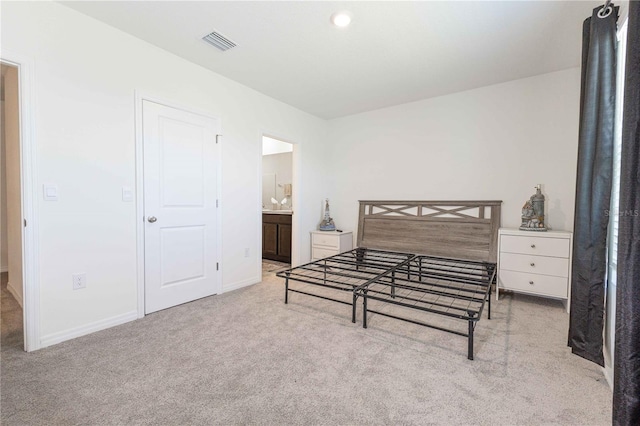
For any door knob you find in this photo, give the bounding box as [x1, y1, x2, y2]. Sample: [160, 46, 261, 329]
[148, 216, 157, 223]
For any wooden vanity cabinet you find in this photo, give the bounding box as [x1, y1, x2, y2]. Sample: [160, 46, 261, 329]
[262, 213, 292, 263]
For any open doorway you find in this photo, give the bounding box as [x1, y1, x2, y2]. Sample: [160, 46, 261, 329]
[1, 63, 24, 351]
[261, 136, 293, 276]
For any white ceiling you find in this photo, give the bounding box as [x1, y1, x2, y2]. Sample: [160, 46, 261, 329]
[61, 1, 600, 119]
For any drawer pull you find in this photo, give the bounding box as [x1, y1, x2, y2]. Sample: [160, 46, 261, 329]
[530, 263, 535, 267]
[531, 244, 536, 248]
[529, 281, 534, 285]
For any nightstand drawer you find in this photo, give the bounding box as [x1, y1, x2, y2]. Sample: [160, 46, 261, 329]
[499, 270, 568, 298]
[312, 233, 339, 249]
[500, 252, 569, 277]
[500, 235, 570, 258]
[312, 247, 338, 260]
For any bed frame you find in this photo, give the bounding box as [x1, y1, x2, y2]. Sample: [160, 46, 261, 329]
[277, 200, 501, 359]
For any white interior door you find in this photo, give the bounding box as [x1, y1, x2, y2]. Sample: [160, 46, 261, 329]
[143, 100, 220, 314]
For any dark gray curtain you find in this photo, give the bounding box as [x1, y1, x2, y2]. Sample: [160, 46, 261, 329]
[613, 2, 640, 424]
[568, 4, 618, 366]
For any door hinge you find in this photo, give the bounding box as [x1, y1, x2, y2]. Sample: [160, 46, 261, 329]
[24, 219, 27, 227]
[216, 199, 219, 208]
[216, 262, 219, 271]
[216, 134, 221, 144]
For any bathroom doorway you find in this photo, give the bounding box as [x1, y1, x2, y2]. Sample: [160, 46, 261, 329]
[261, 136, 294, 277]
[1, 63, 24, 350]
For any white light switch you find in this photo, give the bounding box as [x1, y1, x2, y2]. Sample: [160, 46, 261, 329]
[122, 187, 133, 202]
[43, 184, 58, 201]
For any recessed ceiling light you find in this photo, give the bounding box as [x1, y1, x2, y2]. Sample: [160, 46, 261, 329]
[331, 11, 352, 28]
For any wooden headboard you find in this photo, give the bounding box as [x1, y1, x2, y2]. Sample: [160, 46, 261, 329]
[357, 200, 502, 263]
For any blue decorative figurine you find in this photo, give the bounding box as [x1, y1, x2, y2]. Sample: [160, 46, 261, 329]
[319, 198, 336, 231]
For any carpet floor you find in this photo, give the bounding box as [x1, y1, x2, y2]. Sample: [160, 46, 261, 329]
[1, 269, 612, 425]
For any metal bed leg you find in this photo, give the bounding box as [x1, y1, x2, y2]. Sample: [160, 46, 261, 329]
[363, 290, 368, 329]
[285, 277, 289, 304]
[352, 293, 357, 323]
[487, 284, 492, 320]
[467, 311, 476, 360]
[419, 257, 422, 282]
[356, 247, 365, 271]
[324, 259, 327, 281]
[391, 270, 396, 298]
[488, 262, 499, 303]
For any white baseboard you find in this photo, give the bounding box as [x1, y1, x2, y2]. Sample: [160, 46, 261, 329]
[40, 310, 138, 349]
[6, 281, 23, 308]
[222, 275, 260, 293]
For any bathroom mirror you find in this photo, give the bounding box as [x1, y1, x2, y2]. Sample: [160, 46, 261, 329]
[262, 136, 293, 210]
[262, 173, 276, 208]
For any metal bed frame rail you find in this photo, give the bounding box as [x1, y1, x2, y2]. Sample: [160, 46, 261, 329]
[355, 255, 496, 360]
[277, 248, 496, 360]
[277, 248, 414, 322]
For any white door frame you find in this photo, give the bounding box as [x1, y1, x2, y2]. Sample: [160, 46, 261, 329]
[134, 92, 223, 318]
[1, 52, 40, 352]
[258, 132, 301, 277]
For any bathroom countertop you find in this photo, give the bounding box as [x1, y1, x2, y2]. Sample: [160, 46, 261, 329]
[262, 210, 293, 215]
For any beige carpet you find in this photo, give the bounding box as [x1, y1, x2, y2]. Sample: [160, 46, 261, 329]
[1, 269, 612, 425]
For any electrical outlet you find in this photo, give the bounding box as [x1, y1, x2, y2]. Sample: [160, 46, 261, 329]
[244, 248, 250, 258]
[72, 273, 86, 290]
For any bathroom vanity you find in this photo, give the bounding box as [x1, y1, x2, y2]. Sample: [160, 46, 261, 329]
[262, 211, 292, 263]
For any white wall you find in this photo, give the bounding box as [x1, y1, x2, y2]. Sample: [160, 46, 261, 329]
[325, 68, 580, 239]
[0, 97, 8, 273]
[1, 2, 328, 346]
[2, 66, 23, 306]
[262, 152, 293, 207]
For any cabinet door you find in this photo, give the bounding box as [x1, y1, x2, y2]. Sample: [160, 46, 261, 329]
[263, 223, 278, 256]
[278, 224, 292, 258]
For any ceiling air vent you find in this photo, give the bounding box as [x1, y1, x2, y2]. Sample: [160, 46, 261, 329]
[202, 31, 236, 52]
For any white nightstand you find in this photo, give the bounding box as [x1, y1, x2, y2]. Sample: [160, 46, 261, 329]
[310, 230, 353, 261]
[497, 228, 573, 312]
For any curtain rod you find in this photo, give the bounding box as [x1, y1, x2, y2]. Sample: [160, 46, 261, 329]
[599, 0, 613, 18]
